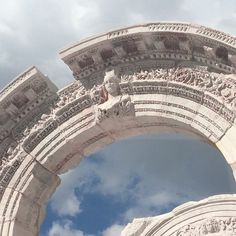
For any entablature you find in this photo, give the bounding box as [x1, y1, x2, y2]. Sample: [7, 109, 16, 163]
[59, 22, 236, 90]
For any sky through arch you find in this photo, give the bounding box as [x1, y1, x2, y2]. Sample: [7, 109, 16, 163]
[40, 133, 236, 236]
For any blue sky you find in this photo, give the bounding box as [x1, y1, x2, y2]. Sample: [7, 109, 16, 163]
[39, 135, 236, 236]
[0, 0, 236, 235]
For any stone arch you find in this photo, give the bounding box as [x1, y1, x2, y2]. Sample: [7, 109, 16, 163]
[122, 195, 236, 235]
[1, 22, 236, 235]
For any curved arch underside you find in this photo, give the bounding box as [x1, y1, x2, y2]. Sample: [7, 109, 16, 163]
[1, 22, 236, 235]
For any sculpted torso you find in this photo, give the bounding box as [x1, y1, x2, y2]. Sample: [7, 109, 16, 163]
[96, 70, 134, 121]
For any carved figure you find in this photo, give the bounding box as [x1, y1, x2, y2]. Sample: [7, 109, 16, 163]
[103, 70, 121, 98]
[96, 95, 134, 121]
[95, 70, 134, 122]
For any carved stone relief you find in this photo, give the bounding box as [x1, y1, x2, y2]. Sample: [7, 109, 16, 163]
[1, 65, 234, 205]
[0, 65, 234, 171]
[121, 67, 236, 111]
[95, 70, 135, 122]
[9, 66, 235, 156]
[176, 217, 236, 235]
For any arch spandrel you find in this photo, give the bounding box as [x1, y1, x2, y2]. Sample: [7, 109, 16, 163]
[1, 22, 236, 235]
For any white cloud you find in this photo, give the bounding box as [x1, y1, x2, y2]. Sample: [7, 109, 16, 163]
[142, 191, 185, 208]
[51, 191, 82, 217]
[122, 190, 194, 221]
[48, 220, 89, 236]
[47, 221, 124, 236]
[102, 224, 125, 236]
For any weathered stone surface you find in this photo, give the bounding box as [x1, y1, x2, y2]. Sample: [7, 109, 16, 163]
[1, 22, 236, 235]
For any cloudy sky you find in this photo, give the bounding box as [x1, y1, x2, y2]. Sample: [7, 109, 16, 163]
[40, 135, 236, 236]
[1, 0, 236, 236]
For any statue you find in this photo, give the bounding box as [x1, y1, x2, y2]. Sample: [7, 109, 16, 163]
[95, 70, 134, 122]
[103, 70, 121, 98]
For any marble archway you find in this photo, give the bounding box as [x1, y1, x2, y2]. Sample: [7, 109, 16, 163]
[122, 195, 236, 236]
[1, 22, 236, 235]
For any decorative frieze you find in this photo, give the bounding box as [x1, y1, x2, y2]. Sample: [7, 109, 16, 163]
[120, 67, 236, 122]
[60, 22, 236, 88]
[13, 67, 236, 156]
[176, 217, 236, 235]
